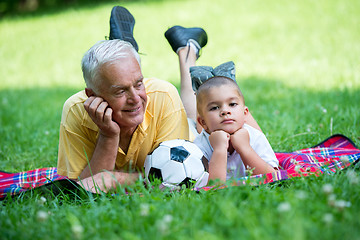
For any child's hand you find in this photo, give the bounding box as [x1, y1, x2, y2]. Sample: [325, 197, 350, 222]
[230, 128, 277, 175]
[208, 130, 230, 183]
[209, 130, 230, 151]
[230, 128, 250, 153]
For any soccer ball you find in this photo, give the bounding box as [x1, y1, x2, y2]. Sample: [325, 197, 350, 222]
[144, 139, 209, 190]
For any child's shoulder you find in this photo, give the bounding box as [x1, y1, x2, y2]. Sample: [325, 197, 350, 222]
[243, 123, 268, 145]
[194, 129, 210, 144]
[243, 123, 263, 135]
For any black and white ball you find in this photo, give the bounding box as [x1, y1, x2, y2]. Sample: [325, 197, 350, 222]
[144, 139, 209, 190]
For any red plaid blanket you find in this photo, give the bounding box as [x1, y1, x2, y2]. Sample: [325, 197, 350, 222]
[0, 167, 67, 199]
[1, 134, 359, 198]
[201, 134, 360, 191]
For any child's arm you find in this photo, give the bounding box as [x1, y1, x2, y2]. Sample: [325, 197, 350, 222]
[230, 128, 276, 175]
[208, 130, 230, 182]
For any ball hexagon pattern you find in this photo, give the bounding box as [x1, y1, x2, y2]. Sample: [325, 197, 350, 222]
[144, 139, 209, 189]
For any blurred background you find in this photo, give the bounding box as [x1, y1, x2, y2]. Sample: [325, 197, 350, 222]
[2, 0, 359, 90]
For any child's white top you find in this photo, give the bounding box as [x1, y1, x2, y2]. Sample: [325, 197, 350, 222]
[193, 124, 279, 180]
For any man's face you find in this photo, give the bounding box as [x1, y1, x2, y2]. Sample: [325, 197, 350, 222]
[197, 84, 248, 135]
[96, 56, 147, 131]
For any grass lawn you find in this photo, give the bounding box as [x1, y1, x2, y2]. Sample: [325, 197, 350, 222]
[1, 0, 359, 239]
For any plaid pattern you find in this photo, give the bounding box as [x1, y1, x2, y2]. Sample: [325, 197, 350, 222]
[1, 135, 359, 198]
[0, 167, 66, 199]
[201, 134, 360, 191]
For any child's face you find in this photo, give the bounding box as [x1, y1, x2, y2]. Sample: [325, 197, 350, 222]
[197, 84, 248, 134]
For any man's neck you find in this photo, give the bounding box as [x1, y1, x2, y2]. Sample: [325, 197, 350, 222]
[119, 126, 138, 154]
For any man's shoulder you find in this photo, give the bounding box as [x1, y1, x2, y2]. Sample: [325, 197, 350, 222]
[144, 78, 178, 94]
[63, 90, 87, 107]
[144, 78, 182, 109]
[61, 90, 87, 122]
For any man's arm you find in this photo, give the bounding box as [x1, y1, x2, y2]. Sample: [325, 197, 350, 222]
[79, 96, 121, 179]
[79, 134, 119, 179]
[78, 171, 143, 193]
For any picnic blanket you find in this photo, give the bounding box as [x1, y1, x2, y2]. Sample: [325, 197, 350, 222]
[1, 134, 359, 199]
[201, 134, 360, 191]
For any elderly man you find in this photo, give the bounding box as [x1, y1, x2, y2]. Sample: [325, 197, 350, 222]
[56, 7, 207, 190]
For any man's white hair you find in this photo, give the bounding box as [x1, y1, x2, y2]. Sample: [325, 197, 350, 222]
[81, 39, 141, 91]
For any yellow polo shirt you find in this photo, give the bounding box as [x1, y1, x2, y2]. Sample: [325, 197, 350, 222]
[57, 78, 192, 179]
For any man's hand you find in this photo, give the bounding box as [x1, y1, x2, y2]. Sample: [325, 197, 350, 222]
[80, 96, 121, 179]
[78, 171, 143, 193]
[83, 96, 120, 138]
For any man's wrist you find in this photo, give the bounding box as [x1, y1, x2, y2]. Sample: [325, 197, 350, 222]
[99, 132, 120, 141]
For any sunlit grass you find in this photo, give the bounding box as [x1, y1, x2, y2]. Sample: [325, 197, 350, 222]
[0, 0, 359, 239]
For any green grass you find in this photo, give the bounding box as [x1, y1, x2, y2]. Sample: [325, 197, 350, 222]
[1, 0, 360, 239]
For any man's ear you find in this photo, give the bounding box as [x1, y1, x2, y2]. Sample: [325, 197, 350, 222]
[85, 88, 95, 97]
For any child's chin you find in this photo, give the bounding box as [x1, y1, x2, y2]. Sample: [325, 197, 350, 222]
[221, 128, 238, 135]
[227, 125, 244, 134]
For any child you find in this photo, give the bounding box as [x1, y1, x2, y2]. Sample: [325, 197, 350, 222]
[193, 75, 279, 182]
[164, 25, 278, 182]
